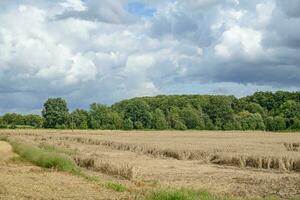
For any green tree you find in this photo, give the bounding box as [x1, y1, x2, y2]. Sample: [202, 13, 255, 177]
[42, 98, 69, 128]
[123, 118, 133, 130]
[0, 116, 7, 128]
[274, 116, 286, 131]
[123, 100, 152, 129]
[180, 106, 205, 129]
[265, 116, 276, 131]
[223, 115, 242, 130]
[203, 114, 215, 130]
[245, 103, 266, 117]
[173, 120, 187, 130]
[24, 114, 43, 128]
[152, 108, 168, 130]
[134, 121, 144, 129]
[2, 113, 24, 126]
[69, 109, 89, 129]
[90, 103, 123, 129]
[238, 111, 265, 130]
[291, 118, 300, 130]
[203, 96, 235, 129]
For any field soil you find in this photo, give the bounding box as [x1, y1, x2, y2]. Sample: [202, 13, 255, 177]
[1, 130, 300, 199]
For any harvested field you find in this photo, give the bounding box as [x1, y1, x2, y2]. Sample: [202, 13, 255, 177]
[1, 129, 300, 199]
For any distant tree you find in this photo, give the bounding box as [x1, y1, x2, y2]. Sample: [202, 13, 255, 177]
[134, 121, 144, 129]
[265, 116, 276, 131]
[237, 111, 265, 130]
[42, 98, 69, 128]
[69, 109, 89, 129]
[24, 114, 43, 128]
[2, 113, 24, 126]
[123, 118, 134, 130]
[173, 120, 187, 130]
[245, 103, 266, 117]
[223, 115, 242, 130]
[273, 116, 286, 131]
[291, 118, 300, 130]
[152, 108, 168, 130]
[203, 96, 235, 129]
[280, 100, 300, 128]
[179, 106, 205, 129]
[0, 117, 7, 128]
[203, 114, 215, 130]
[167, 107, 180, 128]
[123, 100, 152, 129]
[90, 103, 123, 129]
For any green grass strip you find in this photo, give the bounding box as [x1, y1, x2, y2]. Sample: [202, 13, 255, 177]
[144, 189, 221, 200]
[105, 182, 127, 192]
[2, 138, 80, 175]
[144, 189, 280, 200]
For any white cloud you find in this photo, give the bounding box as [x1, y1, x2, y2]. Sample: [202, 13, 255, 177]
[215, 26, 262, 59]
[0, 0, 299, 113]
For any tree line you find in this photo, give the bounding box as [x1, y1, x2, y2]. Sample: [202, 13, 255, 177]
[0, 91, 300, 131]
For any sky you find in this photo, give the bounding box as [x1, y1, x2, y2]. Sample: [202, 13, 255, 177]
[0, 0, 300, 114]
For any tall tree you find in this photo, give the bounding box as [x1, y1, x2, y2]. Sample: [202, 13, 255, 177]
[42, 98, 69, 128]
[152, 108, 168, 130]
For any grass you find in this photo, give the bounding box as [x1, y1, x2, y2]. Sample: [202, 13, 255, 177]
[143, 189, 279, 200]
[105, 182, 127, 192]
[38, 143, 76, 156]
[144, 189, 226, 200]
[1, 138, 81, 175]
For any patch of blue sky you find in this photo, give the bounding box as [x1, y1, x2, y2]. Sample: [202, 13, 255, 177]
[127, 2, 156, 17]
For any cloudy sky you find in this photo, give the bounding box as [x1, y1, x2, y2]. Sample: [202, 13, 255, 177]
[0, 0, 300, 113]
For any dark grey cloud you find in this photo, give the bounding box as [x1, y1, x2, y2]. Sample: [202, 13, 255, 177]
[277, 0, 300, 18]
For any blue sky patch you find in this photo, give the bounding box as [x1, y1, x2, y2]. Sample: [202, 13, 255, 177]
[127, 2, 156, 17]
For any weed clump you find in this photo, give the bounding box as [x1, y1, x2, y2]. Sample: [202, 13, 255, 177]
[105, 182, 127, 192]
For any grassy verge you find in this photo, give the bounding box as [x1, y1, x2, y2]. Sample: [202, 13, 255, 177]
[1, 137, 80, 175]
[38, 143, 76, 156]
[143, 189, 279, 200]
[144, 189, 225, 200]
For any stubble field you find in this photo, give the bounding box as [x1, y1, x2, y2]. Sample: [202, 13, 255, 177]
[0, 130, 300, 200]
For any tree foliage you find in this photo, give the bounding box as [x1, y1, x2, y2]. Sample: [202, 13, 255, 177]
[42, 98, 69, 128]
[1, 91, 300, 131]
